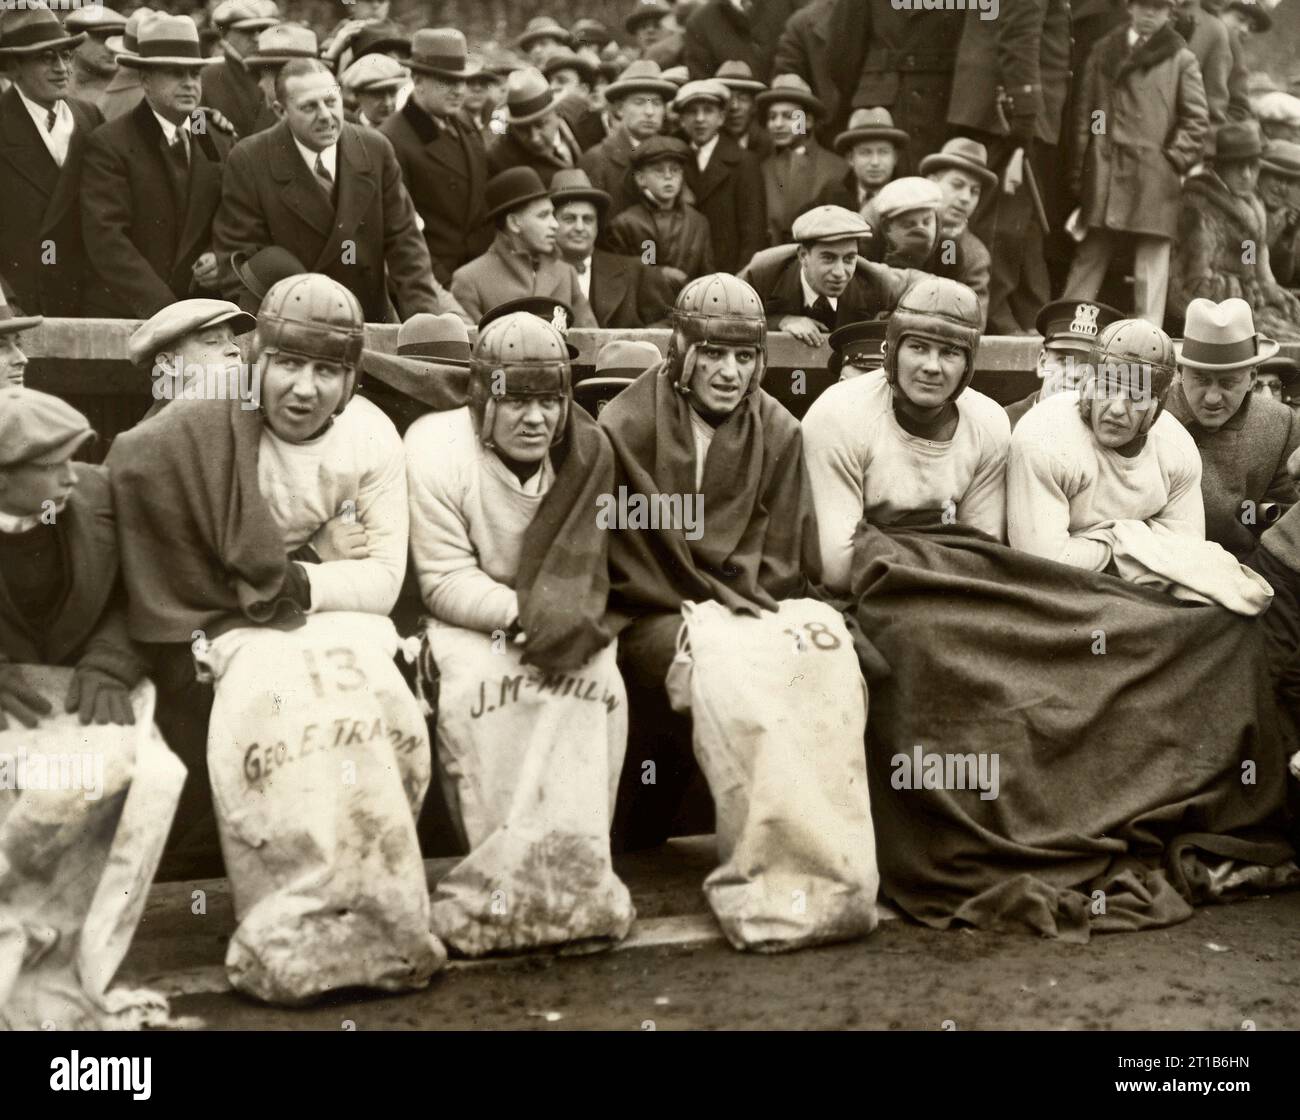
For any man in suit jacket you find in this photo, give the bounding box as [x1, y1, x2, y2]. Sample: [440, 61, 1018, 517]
[380, 29, 490, 289]
[738, 205, 920, 346]
[486, 67, 583, 186]
[771, 0, 839, 146]
[550, 168, 677, 328]
[200, 0, 279, 139]
[80, 15, 233, 319]
[675, 79, 766, 272]
[450, 166, 598, 326]
[756, 75, 846, 246]
[214, 58, 461, 324]
[0, 5, 102, 316]
[578, 60, 677, 217]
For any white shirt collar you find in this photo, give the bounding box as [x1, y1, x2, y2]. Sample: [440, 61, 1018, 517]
[151, 108, 190, 146]
[800, 267, 837, 311]
[575, 254, 593, 299]
[294, 135, 337, 178]
[15, 84, 68, 129]
[15, 85, 73, 166]
[694, 132, 720, 171]
[0, 509, 44, 534]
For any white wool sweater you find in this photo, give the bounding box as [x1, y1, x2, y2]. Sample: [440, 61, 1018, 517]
[1007, 391, 1205, 570]
[257, 395, 409, 615]
[801, 369, 1011, 594]
[404, 406, 555, 633]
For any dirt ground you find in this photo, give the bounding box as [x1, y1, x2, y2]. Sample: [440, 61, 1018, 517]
[123, 839, 1300, 1031]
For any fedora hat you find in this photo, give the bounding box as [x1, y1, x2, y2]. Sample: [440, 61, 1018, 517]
[754, 74, 825, 118]
[484, 166, 552, 220]
[714, 60, 766, 94]
[919, 137, 998, 192]
[603, 59, 675, 101]
[517, 16, 573, 52]
[572, 19, 612, 48]
[625, 1, 672, 33]
[594, 339, 661, 377]
[1178, 297, 1280, 371]
[501, 66, 559, 125]
[211, 0, 280, 33]
[0, 302, 42, 338]
[65, 7, 128, 38]
[361, 313, 470, 410]
[543, 48, 597, 86]
[245, 23, 319, 69]
[120, 14, 218, 68]
[105, 6, 154, 56]
[549, 168, 611, 213]
[0, 3, 85, 56]
[1261, 139, 1300, 179]
[408, 27, 474, 78]
[834, 107, 909, 154]
[1211, 121, 1266, 163]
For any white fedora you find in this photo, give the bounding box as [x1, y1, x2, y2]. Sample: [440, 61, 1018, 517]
[1178, 297, 1280, 371]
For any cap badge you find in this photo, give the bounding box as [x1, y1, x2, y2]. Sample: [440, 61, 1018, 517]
[551, 305, 569, 333]
[1070, 303, 1100, 337]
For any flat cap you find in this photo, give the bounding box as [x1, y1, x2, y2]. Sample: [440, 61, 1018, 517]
[0, 387, 93, 467]
[673, 78, 729, 108]
[629, 134, 690, 169]
[342, 52, 410, 91]
[128, 299, 256, 368]
[870, 176, 944, 221]
[791, 204, 871, 244]
[212, 0, 280, 31]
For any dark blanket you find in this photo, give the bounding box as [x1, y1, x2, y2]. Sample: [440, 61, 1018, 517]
[515, 405, 618, 673]
[107, 399, 304, 643]
[599, 360, 820, 622]
[847, 522, 1297, 941]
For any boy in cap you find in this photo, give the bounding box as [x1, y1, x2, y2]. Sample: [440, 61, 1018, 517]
[865, 177, 990, 329]
[675, 78, 766, 271]
[450, 167, 597, 327]
[1004, 298, 1124, 430]
[380, 30, 490, 288]
[201, 0, 280, 139]
[0, 388, 143, 732]
[404, 311, 634, 955]
[343, 53, 409, 128]
[756, 74, 845, 246]
[0, 306, 41, 387]
[1165, 297, 1298, 562]
[739, 204, 922, 348]
[128, 297, 257, 422]
[578, 60, 676, 217]
[803, 276, 1011, 593]
[79, 14, 233, 320]
[815, 107, 906, 215]
[1067, 0, 1209, 327]
[607, 135, 714, 281]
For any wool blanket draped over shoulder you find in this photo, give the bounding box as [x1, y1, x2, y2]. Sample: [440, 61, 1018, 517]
[846, 522, 1298, 942]
[514, 405, 619, 672]
[106, 399, 305, 643]
[598, 361, 820, 622]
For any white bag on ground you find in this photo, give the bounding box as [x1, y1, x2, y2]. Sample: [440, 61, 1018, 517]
[666, 599, 879, 952]
[422, 621, 634, 955]
[0, 667, 187, 1030]
[200, 612, 444, 1004]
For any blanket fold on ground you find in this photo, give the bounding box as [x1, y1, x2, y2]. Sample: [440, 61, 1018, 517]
[106, 400, 304, 643]
[847, 522, 1297, 941]
[514, 405, 618, 672]
[598, 361, 820, 622]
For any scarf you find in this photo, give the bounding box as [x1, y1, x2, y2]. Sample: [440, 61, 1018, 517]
[599, 359, 819, 623]
[106, 399, 305, 643]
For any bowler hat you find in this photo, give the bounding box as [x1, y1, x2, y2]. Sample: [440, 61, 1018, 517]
[714, 60, 765, 94]
[0, 3, 85, 56]
[408, 28, 474, 78]
[0, 303, 43, 339]
[550, 168, 612, 213]
[128, 298, 256, 368]
[1211, 121, 1266, 163]
[919, 137, 998, 193]
[350, 22, 411, 63]
[603, 59, 676, 101]
[625, 1, 672, 34]
[834, 107, 909, 154]
[501, 66, 559, 125]
[1178, 297, 1280, 370]
[0, 386, 94, 467]
[754, 74, 825, 119]
[65, 7, 128, 37]
[245, 23, 319, 69]
[518, 16, 574, 52]
[231, 246, 307, 305]
[484, 166, 552, 220]
[120, 14, 218, 69]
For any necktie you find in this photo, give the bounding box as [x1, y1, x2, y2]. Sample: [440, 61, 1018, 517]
[314, 153, 335, 200]
[810, 294, 835, 331]
[45, 107, 57, 132]
[171, 129, 190, 168]
[574, 258, 588, 275]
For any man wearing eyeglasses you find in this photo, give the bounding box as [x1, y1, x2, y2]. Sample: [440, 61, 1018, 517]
[0, 3, 103, 317]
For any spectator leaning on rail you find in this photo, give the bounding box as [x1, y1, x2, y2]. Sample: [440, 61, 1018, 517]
[802, 276, 1011, 595]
